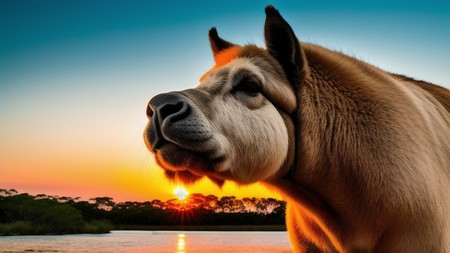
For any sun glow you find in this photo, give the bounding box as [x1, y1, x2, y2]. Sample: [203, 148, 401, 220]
[173, 186, 189, 200]
[177, 234, 186, 253]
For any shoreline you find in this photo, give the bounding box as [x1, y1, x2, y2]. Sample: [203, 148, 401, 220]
[113, 225, 286, 231]
[0, 225, 287, 236]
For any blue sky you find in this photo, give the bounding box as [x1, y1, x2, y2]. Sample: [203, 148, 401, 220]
[0, 0, 449, 200]
[2, 1, 449, 92]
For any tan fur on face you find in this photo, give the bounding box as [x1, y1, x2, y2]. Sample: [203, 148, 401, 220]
[195, 57, 292, 183]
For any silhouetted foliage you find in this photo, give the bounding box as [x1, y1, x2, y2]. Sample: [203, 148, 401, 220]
[0, 189, 286, 235]
[0, 189, 111, 235]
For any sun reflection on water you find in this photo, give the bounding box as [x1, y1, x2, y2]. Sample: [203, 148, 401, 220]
[177, 233, 186, 253]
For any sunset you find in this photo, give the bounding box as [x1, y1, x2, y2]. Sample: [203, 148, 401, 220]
[1, 0, 449, 203]
[1, 0, 449, 252]
[173, 186, 188, 200]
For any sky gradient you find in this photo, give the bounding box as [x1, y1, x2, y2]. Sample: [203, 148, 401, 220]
[1, 0, 449, 202]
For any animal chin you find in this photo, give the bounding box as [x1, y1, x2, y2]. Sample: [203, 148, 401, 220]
[164, 170, 203, 185]
[164, 170, 225, 187]
[154, 141, 225, 186]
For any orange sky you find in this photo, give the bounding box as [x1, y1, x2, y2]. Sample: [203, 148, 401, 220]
[0, 112, 280, 202]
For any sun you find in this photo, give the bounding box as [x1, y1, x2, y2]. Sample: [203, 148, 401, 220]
[173, 186, 188, 200]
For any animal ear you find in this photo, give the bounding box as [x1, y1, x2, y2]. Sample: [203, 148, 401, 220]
[264, 5, 307, 87]
[208, 27, 235, 58]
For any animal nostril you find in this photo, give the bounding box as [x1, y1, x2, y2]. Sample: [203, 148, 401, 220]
[146, 102, 154, 118]
[159, 101, 190, 122]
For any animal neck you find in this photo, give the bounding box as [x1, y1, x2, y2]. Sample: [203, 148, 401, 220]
[264, 44, 360, 250]
[264, 174, 346, 252]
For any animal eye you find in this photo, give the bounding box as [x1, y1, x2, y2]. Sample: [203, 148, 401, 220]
[232, 78, 260, 97]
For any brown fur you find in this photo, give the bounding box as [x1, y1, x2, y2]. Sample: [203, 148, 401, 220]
[265, 42, 450, 252]
[392, 73, 450, 113]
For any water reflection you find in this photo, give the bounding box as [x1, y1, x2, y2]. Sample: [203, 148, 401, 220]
[0, 231, 291, 253]
[177, 233, 186, 253]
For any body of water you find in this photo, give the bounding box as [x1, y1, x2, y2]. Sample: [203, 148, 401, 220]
[0, 230, 292, 253]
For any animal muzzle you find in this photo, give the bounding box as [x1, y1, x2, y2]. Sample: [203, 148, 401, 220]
[146, 92, 213, 152]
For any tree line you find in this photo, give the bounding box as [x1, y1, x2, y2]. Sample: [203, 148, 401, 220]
[0, 189, 286, 235]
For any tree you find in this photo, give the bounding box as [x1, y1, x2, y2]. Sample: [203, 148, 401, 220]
[89, 197, 115, 211]
[151, 199, 163, 208]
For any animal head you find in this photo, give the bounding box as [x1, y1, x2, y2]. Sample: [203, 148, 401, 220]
[144, 6, 307, 186]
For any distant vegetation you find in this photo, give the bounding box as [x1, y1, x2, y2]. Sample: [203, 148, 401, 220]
[0, 189, 111, 235]
[0, 189, 286, 235]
